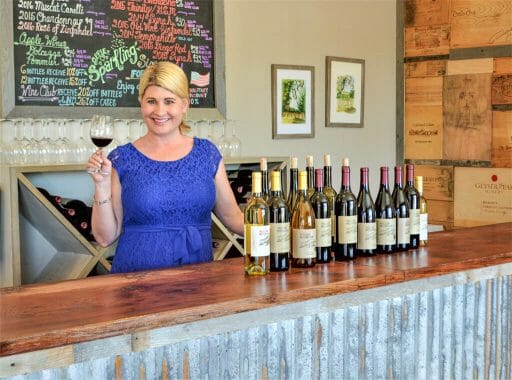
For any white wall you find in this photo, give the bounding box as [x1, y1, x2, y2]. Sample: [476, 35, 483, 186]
[223, 0, 397, 193]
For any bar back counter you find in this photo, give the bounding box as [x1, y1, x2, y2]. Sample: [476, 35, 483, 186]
[1, 223, 511, 379]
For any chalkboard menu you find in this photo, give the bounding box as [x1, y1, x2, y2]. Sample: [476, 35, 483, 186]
[13, 0, 215, 109]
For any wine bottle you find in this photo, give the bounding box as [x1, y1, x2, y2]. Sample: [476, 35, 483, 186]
[375, 166, 396, 253]
[305, 155, 315, 199]
[287, 157, 299, 211]
[268, 170, 291, 271]
[404, 164, 420, 249]
[244, 171, 270, 275]
[334, 159, 357, 260]
[392, 166, 410, 251]
[291, 170, 316, 268]
[310, 168, 331, 263]
[356, 167, 377, 256]
[415, 175, 428, 246]
[260, 157, 270, 202]
[323, 154, 338, 253]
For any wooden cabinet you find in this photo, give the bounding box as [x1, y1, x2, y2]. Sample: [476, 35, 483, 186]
[1, 157, 287, 287]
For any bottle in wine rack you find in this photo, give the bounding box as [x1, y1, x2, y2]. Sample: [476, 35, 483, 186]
[287, 157, 299, 211]
[310, 168, 331, 263]
[291, 170, 316, 268]
[334, 159, 357, 260]
[404, 164, 420, 249]
[244, 171, 270, 275]
[392, 166, 410, 251]
[356, 167, 377, 256]
[268, 170, 291, 271]
[415, 175, 428, 246]
[323, 154, 337, 254]
[375, 166, 396, 253]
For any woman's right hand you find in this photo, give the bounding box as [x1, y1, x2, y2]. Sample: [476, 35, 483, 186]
[87, 149, 112, 183]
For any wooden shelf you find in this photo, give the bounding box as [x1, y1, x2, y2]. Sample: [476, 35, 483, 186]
[3, 157, 288, 287]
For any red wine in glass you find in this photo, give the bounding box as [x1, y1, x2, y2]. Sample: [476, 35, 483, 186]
[91, 137, 113, 148]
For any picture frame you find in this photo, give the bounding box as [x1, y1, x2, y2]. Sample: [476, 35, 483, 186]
[325, 56, 365, 128]
[271, 64, 315, 139]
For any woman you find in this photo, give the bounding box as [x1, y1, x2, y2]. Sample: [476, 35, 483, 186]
[87, 62, 244, 273]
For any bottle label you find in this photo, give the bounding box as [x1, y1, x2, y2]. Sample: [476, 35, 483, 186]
[397, 217, 410, 244]
[377, 218, 396, 245]
[315, 218, 331, 247]
[337, 215, 357, 244]
[357, 222, 377, 250]
[292, 229, 316, 258]
[409, 208, 420, 234]
[270, 222, 291, 253]
[420, 213, 428, 240]
[244, 225, 270, 257]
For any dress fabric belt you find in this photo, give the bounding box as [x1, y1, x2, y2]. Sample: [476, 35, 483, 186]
[123, 224, 209, 264]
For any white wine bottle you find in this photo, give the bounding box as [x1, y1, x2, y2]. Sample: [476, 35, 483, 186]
[415, 175, 428, 246]
[244, 171, 270, 275]
[260, 157, 270, 203]
[291, 170, 316, 268]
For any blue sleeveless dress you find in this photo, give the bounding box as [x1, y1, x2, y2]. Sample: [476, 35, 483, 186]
[108, 137, 221, 273]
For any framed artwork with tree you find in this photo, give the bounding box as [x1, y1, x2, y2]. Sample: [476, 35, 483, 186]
[325, 56, 365, 128]
[271, 64, 315, 139]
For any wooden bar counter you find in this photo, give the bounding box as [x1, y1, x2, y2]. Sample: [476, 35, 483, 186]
[1, 223, 512, 379]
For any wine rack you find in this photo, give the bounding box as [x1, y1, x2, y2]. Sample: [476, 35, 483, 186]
[2, 157, 288, 287]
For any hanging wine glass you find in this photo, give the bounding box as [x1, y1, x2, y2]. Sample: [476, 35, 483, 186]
[225, 119, 242, 157]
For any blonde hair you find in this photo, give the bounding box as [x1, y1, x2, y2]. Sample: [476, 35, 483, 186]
[138, 62, 190, 133]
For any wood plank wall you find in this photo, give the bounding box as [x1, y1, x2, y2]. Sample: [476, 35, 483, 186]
[398, 0, 512, 229]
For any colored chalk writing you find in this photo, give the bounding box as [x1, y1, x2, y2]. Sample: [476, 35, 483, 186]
[14, 0, 215, 108]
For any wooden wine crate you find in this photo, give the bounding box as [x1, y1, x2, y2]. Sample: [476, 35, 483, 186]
[494, 57, 512, 75]
[404, 0, 450, 27]
[404, 104, 443, 159]
[405, 60, 447, 78]
[404, 25, 450, 58]
[492, 58, 512, 105]
[405, 76, 443, 105]
[428, 199, 454, 228]
[443, 73, 493, 161]
[415, 164, 454, 201]
[492, 110, 512, 168]
[454, 167, 512, 227]
[450, 0, 512, 49]
[446, 58, 494, 75]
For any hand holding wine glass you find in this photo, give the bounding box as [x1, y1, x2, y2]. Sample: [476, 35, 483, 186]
[87, 115, 113, 176]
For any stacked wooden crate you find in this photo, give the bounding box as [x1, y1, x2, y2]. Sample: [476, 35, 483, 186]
[403, 0, 512, 229]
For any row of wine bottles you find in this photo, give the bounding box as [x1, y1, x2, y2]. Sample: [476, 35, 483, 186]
[243, 156, 428, 275]
[37, 188, 94, 241]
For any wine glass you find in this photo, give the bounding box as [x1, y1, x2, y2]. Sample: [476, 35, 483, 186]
[88, 115, 114, 174]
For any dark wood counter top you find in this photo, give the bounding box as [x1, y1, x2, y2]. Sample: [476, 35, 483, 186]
[1, 223, 511, 357]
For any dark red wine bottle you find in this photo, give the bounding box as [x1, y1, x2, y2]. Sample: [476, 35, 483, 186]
[334, 160, 357, 260]
[375, 166, 396, 253]
[287, 157, 299, 211]
[392, 166, 410, 251]
[404, 164, 420, 249]
[268, 171, 291, 271]
[310, 168, 331, 263]
[356, 167, 377, 256]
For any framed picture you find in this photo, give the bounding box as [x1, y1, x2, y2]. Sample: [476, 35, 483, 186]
[272, 64, 315, 139]
[325, 56, 365, 128]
